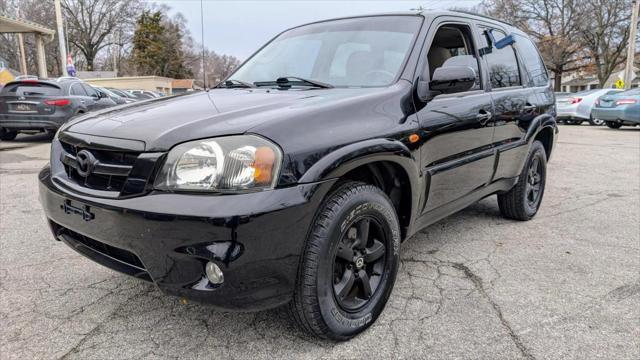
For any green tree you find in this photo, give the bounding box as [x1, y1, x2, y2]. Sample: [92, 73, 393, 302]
[131, 10, 192, 79]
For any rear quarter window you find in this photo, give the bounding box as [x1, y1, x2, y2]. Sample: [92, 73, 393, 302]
[515, 35, 549, 87]
[1, 83, 61, 96]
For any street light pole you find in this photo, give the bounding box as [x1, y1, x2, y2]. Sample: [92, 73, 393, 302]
[54, 0, 67, 76]
[623, 0, 639, 89]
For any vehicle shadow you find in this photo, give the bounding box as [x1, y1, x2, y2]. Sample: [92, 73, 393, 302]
[66, 199, 505, 356]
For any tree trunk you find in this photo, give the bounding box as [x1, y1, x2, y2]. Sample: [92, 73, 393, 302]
[553, 70, 563, 91]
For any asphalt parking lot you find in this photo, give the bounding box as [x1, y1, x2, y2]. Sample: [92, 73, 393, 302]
[1, 125, 638, 359]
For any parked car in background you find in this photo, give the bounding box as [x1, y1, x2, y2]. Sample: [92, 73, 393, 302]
[0, 77, 117, 140]
[92, 86, 135, 105]
[556, 88, 623, 125]
[591, 87, 640, 128]
[106, 88, 139, 101]
[38, 11, 557, 340]
[126, 89, 162, 100]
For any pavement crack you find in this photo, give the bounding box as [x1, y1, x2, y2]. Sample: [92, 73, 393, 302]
[452, 262, 536, 360]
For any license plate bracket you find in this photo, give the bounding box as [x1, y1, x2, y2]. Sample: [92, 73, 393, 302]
[60, 199, 95, 221]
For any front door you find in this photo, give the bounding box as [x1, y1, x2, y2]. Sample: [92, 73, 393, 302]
[415, 20, 496, 213]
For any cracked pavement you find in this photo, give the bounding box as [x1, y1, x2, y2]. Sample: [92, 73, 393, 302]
[1, 126, 639, 359]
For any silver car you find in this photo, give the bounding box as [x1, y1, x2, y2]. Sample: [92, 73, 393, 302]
[556, 88, 623, 125]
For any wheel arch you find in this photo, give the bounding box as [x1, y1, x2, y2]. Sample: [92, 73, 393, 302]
[298, 139, 421, 240]
[524, 114, 557, 160]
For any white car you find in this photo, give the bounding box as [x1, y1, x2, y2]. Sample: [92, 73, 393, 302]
[556, 88, 623, 125]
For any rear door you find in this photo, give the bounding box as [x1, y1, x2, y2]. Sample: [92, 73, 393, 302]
[415, 17, 496, 213]
[0, 81, 63, 116]
[474, 24, 534, 180]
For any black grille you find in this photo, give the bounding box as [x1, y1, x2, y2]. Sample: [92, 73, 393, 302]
[50, 220, 151, 281]
[60, 140, 139, 193]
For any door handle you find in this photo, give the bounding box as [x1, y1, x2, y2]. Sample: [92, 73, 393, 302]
[476, 111, 492, 125]
[523, 104, 537, 111]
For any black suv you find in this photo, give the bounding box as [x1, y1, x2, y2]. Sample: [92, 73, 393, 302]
[0, 77, 117, 140]
[38, 12, 557, 340]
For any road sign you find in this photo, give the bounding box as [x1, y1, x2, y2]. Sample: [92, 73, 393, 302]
[615, 79, 625, 89]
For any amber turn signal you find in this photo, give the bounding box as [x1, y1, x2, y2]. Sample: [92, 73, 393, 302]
[408, 134, 420, 143]
[253, 146, 277, 185]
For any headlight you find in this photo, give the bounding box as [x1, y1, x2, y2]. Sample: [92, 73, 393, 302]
[154, 135, 282, 192]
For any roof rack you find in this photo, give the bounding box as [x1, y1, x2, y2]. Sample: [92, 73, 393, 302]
[55, 76, 80, 82]
[451, 10, 514, 27]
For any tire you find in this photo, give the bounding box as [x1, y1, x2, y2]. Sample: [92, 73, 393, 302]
[498, 140, 547, 221]
[0, 128, 18, 141]
[288, 181, 400, 340]
[588, 115, 605, 126]
[606, 121, 623, 129]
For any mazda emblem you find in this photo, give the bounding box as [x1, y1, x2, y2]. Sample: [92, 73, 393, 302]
[75, 150, 96, 177]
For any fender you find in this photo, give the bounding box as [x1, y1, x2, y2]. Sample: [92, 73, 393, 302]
[524, 113, 558, 145]
[298, 138, 422, 233]
[515, 113, 558, 174]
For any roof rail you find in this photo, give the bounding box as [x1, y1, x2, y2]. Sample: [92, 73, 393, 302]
[56, 76, 80, 82]
[451, 10, 514, 27]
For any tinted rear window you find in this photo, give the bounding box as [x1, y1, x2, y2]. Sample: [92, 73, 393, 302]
[1, 82, 61, 96]
[515, 35, 549, 87]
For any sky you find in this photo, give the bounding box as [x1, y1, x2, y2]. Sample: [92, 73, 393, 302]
[153, 0, 482, 60]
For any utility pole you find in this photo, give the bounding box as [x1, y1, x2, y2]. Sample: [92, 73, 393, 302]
[54, 0, 67, 76]
[623, 0, 639, 89]
[15, 7, 27, 75]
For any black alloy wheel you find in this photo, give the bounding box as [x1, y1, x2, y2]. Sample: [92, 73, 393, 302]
[498, 140, 547, 220]
[333, 216, 386, 311]
[525, 155, 543, 209]
[288, 181, 400, 340]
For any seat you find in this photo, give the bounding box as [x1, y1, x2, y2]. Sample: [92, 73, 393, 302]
[427, 46, 451, 76]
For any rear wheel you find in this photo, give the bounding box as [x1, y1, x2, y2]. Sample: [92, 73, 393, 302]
[606, 121, 623, 129]
[0, 128, 18, 141]
[588, 115, 605, 126]
[498, 141, 547, 221]
[288, 181, 400, 340]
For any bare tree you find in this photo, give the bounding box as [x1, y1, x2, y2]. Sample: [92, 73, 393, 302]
[481, 0, 586, 90]
[580, 0, 634, 86]
[61, 0, 143, 71]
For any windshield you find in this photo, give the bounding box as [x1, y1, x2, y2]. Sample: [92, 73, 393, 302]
[228, 16, 423, 88]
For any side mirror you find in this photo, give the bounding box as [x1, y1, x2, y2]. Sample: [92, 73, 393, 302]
[429, 66, 477, 94]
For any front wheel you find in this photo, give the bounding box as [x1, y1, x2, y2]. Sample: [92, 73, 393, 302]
[606, 121, 623, 129]
[498, 141, 547, 221]
[0, 128, 18, 141]
[288, 182, 400, 340]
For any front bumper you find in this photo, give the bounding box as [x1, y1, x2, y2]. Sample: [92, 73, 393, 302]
[591, 107, 640, 124]
[39, 165, 334, 311]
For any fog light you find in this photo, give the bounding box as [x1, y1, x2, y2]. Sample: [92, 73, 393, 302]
[205, 261, 224, 284]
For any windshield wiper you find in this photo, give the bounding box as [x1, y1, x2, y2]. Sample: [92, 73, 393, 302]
[255, 76, 334, 89]
[218, 79, 255, 88]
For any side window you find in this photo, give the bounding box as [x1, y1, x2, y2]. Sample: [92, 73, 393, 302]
[426, 24, 482, 92]
[515, 35, 549, 87]
[69, 83, 87, 96]
[481, 28, 521, 88]
[82, 83, 98, 97]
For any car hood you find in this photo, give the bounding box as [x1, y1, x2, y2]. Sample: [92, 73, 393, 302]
[61, 88, 385, 151]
